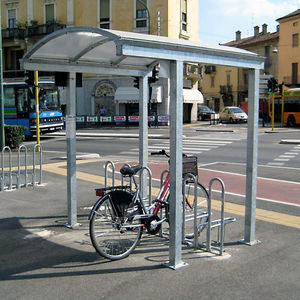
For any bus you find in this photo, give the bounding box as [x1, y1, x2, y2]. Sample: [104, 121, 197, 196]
[273, 88, 300, 127]
[4, 80, 63, 137]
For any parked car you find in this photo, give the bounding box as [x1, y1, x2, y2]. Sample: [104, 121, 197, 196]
[197, 105, 215, 121]
[219, 106, 248, 123]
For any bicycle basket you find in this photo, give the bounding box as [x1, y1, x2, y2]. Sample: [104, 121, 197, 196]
[109, 190, 134, 218]
[182, 156, 198, 177]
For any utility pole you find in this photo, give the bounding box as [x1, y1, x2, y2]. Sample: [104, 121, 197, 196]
[0, 3, 5, 148]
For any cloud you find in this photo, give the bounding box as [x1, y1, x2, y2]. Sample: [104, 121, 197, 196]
[214, 0, 300, 18]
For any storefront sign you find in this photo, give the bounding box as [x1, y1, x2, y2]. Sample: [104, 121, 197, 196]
[128, 116, 139, 122]
[76, 116, 85, 122]
[99, 116, 112, 122]
[148, 116, 155, 122]
[114, 116, 126, 122]
[86, 116, 98, 122]
[158, 115, 169, 122]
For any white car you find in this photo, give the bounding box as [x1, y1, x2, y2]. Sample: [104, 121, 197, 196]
[219, 106, 248, 123]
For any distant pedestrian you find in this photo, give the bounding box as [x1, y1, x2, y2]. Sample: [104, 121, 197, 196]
[100, 106, 107, 116]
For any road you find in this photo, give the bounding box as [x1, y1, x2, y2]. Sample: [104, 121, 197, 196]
[35, 124, 300, 212]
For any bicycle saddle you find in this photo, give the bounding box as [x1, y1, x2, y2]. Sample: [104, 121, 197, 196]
[120, 165, 142, 177]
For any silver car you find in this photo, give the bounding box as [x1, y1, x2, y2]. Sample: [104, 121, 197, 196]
[219, 106, 248, 123]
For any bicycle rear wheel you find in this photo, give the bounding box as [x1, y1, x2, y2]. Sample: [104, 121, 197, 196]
[89, 191, 143, 260]
[183, 182, 209, 239]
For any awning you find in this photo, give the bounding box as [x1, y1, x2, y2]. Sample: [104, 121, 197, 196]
[183, 89, 204, 104]
[115, 85, 162, 103]
[114, 87, 139, 103]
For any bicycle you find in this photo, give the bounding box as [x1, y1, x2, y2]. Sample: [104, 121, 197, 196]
[89, 150, 209, 260]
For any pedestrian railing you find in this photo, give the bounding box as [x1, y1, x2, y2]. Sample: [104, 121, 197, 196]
[1, 145, 43, 191]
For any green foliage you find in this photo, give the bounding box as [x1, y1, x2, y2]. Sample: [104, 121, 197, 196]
[4, 125, 27, 149]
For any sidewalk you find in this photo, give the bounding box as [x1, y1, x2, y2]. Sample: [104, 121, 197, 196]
[0, 155, 299, 299]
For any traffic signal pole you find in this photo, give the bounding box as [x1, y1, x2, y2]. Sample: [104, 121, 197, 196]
[0, 4, 5, 149]
[34, 71, 40, 150]
[271, 91, 275, 131]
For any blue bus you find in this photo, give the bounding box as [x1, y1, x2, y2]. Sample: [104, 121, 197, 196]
[4, 80, 63, 137]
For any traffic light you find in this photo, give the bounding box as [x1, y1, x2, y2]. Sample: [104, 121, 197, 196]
[271, 77, 278, 92]
[148, 64, 160, 84]
[267, 79, 273, 92]
[279, 84, 283, 95]
[133, 77, 139, 89]
[25, 71, 34, 86]
[267, 77, 279, 93]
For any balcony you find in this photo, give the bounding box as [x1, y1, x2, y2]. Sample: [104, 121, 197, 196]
[2, 22, 66, 40]
[220, 85, 233, 94]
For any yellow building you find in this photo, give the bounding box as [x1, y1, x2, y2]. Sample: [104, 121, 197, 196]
[200, 24, 279, 112]
[1, 0, 201, 122]
[277, 9, 300, 86]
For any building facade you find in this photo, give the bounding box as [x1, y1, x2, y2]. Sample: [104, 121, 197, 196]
[277, 9, 300, 87]
[1, 0, 202, 123]
[199, 24, 279, 112]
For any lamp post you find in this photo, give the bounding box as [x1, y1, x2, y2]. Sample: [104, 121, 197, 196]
[0, 3, 5, 149]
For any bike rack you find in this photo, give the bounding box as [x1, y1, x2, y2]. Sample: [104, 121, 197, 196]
[17, 145, 28, 188]
[1, 145, 43, 191]
[1, 146, 13, 190]
[138, 166, 152, 207]
[206, 177, 236, 256]
[182, 173, 198, 247]
[104, 160, 115, 189]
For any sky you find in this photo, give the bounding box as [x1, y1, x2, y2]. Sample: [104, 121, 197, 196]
[198, 0, 300, 45]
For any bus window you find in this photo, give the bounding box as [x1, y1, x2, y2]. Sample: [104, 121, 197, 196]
[16, 88, 29, 115]
[4, 87, 15, 106]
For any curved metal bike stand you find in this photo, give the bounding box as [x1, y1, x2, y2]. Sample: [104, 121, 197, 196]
[18, 145, 28, 188]
[1, 146, 13, 190]
[182, 173, 198, 247]
[138, 166, 152, 207]
[207, 177, 225, 256]
[104, 160, 115, 189]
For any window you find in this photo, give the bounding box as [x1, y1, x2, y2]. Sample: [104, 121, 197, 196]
[99, 0, 110, 29]
[181, 0, 187, 32]
[292, 63, 298, 85]
[45, 3, 55, 23]
[210, 76, 215, 88]
[8, 9, 17, 28]
[136, 0, 148, 28]
[292, 33, 299, 47]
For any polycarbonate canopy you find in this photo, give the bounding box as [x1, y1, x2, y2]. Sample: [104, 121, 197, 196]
[21, 27, 264, 76]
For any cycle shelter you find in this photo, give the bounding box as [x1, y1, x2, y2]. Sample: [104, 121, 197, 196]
[21, 27, 264, 269]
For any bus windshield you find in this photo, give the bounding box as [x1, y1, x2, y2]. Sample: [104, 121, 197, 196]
[29, 88, 60, 112]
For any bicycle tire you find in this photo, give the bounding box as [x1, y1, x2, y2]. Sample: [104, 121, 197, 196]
[89, 191, 143, 260]
[183, 182, 209, 239]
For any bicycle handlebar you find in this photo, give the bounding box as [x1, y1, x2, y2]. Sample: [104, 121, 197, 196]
[150, 149, 187, 158]
[150, 149, 169, 157]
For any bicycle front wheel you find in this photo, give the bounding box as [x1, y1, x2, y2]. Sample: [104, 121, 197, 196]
[89, 192, 143, 260]
[183, 182, 209, 239]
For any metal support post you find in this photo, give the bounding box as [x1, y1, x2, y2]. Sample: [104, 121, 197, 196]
[165, 60, 187, 269]
[244, 68, 259, 245]
[0, 4, 5, 149]
[139, 76, 149, 201]
[65, 72, 80, 228]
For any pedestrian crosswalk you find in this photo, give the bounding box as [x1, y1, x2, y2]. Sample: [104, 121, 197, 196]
[267, 145, 300, 167]
[120, 138, 233, 156]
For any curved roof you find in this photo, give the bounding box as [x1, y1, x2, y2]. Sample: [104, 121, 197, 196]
[21, 27, 264, 76]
